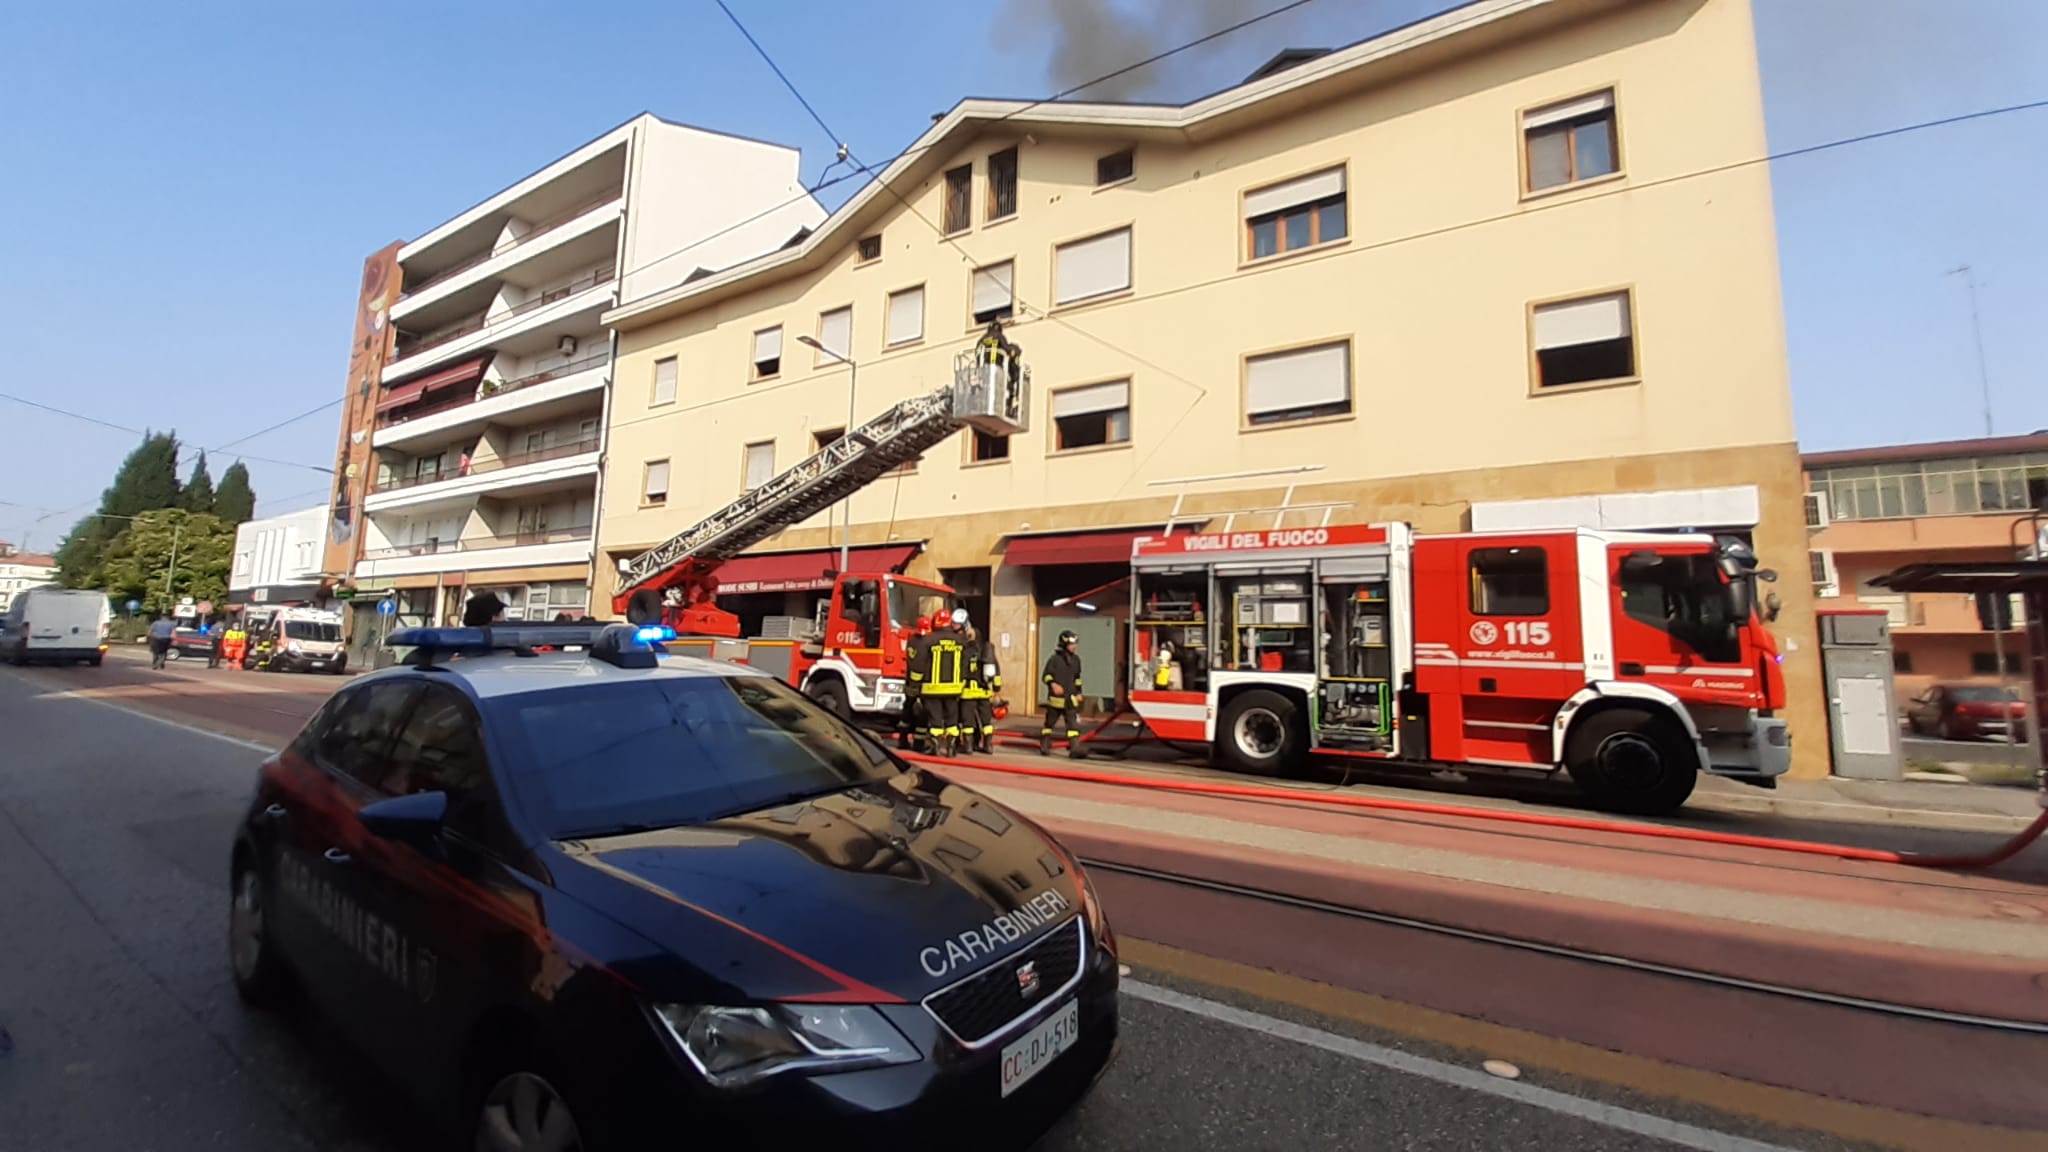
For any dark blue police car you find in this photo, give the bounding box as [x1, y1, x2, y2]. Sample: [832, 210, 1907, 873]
[228, 623, 1119, 1150]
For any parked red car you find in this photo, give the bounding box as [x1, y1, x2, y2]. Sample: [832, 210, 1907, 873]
[1905, 683, 2031, 743]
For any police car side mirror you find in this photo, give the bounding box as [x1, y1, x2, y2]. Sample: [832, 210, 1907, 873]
[360, 790, 448, 844]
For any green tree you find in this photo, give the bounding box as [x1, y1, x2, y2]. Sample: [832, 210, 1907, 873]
[214, 461, 257, 525]
[95, 509, 235, 616]
[183, 450, 216, 514]
[54, 431, 184, 588]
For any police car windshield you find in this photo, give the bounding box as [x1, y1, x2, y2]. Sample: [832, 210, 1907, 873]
[489, 675, 900, 839]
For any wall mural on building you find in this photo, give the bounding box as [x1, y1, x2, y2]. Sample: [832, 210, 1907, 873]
[324, 242, 404, 577]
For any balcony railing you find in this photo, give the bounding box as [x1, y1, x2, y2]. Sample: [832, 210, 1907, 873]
[400, 193, 623, 301]
[363, 525, 592, 560]
[392, 266, 616, 361]
[376, 352, 609, 431]
[372, 436, 601, 493]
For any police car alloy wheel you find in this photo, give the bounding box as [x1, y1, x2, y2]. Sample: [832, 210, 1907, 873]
[228, 866, 282, 1005]
[475, 1072, 584, 1152]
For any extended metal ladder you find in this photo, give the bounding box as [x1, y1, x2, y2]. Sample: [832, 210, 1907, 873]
[617, 349, 1029, 598]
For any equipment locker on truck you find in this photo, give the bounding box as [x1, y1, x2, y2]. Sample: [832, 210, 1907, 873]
[1127, 523, 1792, 814]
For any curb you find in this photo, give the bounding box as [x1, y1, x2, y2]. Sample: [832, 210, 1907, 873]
[1048, 821, 2048, 1027]
[1691, 789, 2039, 834]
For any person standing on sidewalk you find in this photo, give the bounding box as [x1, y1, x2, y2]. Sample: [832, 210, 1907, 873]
[960, 617, 1001, 755]
[207, 620, 225, 669]
[900, 614, 933, 751]
[1041, 630, 1085, 758]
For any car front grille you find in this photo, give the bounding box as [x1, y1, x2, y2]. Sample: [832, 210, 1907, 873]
[923, 917, 1086, 1048]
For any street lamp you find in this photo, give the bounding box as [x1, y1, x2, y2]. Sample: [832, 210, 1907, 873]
[796, 335, 858, 576]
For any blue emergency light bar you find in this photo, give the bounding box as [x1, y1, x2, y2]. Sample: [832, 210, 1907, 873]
[385, 622, 675, 668]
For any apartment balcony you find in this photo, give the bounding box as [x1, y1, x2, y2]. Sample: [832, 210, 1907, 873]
[354, 526, 594, 580]
[393, 195, 621, 322]
[364, 437, 601, 514]
[384, 265, 615, 384]
[374, 354, 609, 450]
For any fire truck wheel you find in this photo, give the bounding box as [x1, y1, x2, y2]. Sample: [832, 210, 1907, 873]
[807, 677, 853, 719]
[1565, 708, 1697, 815]
[1218, 689, 1306, 777]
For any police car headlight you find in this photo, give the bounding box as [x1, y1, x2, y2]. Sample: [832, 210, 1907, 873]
[653, 1002, 917, 1087]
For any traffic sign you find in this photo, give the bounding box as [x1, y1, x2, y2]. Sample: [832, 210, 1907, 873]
[377, 596, 397, 617]
[125, 599, 140, 614]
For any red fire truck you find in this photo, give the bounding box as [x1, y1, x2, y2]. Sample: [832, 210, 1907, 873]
[611, 347, 1029, 721]
[1127, 522, 1791, 814]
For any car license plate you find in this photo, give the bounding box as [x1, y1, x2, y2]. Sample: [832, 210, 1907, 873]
[1000, 999, 1079, 1098]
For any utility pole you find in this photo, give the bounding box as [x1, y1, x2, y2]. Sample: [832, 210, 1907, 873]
[1947, 265, 1993, 437]
[163, 520, 182, 607]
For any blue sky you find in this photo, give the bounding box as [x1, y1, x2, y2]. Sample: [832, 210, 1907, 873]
[1, 0, 2043, 551]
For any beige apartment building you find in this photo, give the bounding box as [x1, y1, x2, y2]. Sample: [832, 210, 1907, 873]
[597, 0, 1829, 776]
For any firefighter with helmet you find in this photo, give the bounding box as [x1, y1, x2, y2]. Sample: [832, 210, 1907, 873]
[899, 613, 936, 750]
[913, 609, 967, 756]
[1041, 629, 1085, 758]
[959, 611, 1002, 754]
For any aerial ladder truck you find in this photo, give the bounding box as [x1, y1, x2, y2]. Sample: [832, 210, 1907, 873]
[611, 344, 1029, 720]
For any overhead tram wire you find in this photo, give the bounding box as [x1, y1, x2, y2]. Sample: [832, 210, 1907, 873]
[0, 389, 334, 475]
[615, 0, 1326, 291]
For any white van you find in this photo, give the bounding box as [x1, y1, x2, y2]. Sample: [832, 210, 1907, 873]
[3, 588, 111, 666]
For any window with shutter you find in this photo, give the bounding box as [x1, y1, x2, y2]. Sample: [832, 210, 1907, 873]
[815, 306, 852, 364]
[751, 326, 783, 379]
[1531, 291, 1635, 389]
[1523, 90, 1619, 193]
[971, 261, 1014, 324]
[886, 286, 925, 346]
[1244, 342, 1351, 426]
[943, 165, 972, 234]
[643, 459, 670, 506]
[743, 442, 775, 490]
[1054, 228, 1132, 305]
[652, 357, 677, 405]
[1052, 380, 1132, 450]
[1244, 167, 1347, 261]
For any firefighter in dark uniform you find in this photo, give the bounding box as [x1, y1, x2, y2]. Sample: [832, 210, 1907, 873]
[960, 614, 1002, 755]
[917, 610, 967, 756]
[976, 319, 1024, 416]
[1041, 629, 1085, 758]
[899, 614, 935, 750]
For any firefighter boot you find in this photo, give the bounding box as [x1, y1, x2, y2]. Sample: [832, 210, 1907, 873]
[1039, 731, 1053, 757]
[1067, 732, 1086, 760]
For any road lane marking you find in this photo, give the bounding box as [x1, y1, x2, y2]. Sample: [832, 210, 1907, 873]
[1123, 941, 2044, 1152]
[3, 669, 277, 754]
[1124, 979, 1796, 1152]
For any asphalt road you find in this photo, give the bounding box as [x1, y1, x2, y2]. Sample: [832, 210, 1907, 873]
[0, 664, 1836, 1152]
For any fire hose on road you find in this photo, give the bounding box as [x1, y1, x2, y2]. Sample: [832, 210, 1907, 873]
[903, 748, 2048, 872]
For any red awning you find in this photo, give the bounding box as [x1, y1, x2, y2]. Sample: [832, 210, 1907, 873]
[714, 544, 920, 595]
[1002, 529, 1156, 567]
[376, 356, 489, 412]
[375, 378, 428, 412]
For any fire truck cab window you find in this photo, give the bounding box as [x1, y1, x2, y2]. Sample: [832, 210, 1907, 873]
[1134, 571, 1210, 692]
[839, 579, 882, 646]
[1470, 547, 1549, 615]
[1617, 552, 1740, 664]
[887, 579, 949, 630]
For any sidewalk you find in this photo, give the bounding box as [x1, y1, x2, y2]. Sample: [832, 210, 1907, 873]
[932, 750, 2048, 1027]
[992, 714, 2043, 834]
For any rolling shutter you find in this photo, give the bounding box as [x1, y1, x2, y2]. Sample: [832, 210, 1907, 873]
[1533, 293, 1630, 349]
[887, 286, 924, 345]
[1053, 380, 1129, 418]
[1245, 342, 1349, 417]
[815, 307, 852, 362]
[972, 262, 1014, 315]
[1244, 168, 1345, 219]
[1054, 228, 1132, 304]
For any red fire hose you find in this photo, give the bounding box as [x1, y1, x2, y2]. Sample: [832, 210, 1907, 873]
[903, 751, 2048, 871]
